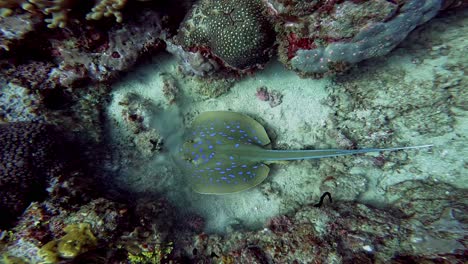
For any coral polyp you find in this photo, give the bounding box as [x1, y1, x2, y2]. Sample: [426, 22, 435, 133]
[177, 0, 275, 71]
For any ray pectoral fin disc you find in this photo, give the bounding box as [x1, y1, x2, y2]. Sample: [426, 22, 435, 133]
[191, 163, 270, 194]
[180, 111, 272, 194]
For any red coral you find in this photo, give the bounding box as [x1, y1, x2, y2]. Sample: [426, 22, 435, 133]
[287, 33, 316, 59]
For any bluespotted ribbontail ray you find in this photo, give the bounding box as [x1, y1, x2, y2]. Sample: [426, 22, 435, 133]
[179, 111, 432, 194]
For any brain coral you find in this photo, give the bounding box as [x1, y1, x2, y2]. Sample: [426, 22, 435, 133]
[0, 122, 64, 227]
[177, 0, 275, 70]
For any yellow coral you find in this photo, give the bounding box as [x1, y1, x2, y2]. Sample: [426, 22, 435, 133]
[127, 242, 173, 264]
[38, 223, 97, 263]
[85, 0, 127, 23]
[0, 0, 129, 28]
[26, 0, 75, 28]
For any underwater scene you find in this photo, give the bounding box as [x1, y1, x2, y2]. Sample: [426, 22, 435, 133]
[0, 0, 466, 263]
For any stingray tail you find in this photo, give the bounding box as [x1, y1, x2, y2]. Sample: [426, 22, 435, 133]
[262, 144, 433, 161]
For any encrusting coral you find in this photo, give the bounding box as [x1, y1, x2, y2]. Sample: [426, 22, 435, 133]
[38, 223, 98, 262]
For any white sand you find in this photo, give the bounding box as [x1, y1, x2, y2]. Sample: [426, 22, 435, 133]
[106, 11, 467, 233]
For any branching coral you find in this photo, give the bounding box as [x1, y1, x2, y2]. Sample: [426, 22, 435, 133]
[85, 0, 127, 23]
[0, 0, 129, 28]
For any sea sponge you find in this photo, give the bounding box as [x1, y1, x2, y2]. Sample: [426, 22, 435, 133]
[0, 122, 64, 227]
[278, 0, 443, 76]
[177, 0, 275, 70]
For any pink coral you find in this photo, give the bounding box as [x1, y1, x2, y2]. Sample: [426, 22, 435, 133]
[255, 86, 283, 107]
[255, 86, 270, 101]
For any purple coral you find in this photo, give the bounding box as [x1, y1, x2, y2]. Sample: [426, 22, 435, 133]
[255, 86, 270, 101]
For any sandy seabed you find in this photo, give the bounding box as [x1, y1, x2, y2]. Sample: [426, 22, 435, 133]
[106, 10, 467, 233]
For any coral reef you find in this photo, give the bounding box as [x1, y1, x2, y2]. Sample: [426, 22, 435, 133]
[0, 82, 45, 122]
[127, 242, 173, 264]
[0, 8, 164, 139]
[275, 0, 444, 76]
[1, 7, 164, 86]
[176, 0, 275, 72]
[0, 2, 465, 264]
[39, 223, 97, 262]
[161, 72, 179, 105]
[171, 198, 465, 262]
[0, 123, 65, 228]
[166, 41, 222, 77]
[0, 197, 129, 263]
[48, 9, 164, 86]
[113, 92, 164, 158]
[0, 0, 129, 29]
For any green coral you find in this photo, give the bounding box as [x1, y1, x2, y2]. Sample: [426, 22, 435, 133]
[178, 0, 275, 69]
[38, 223, 97, 263]
[127, 242, 173, 264]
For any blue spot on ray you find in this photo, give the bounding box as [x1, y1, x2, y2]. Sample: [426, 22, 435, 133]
[182, 111, 272, 194]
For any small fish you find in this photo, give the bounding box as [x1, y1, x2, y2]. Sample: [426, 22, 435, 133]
[178, 111, 431, 194]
